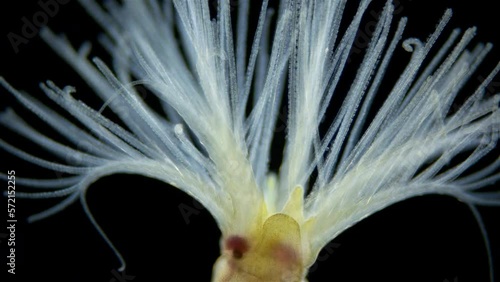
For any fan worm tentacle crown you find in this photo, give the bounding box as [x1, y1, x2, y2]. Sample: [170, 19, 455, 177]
[1, 0, 499, 281]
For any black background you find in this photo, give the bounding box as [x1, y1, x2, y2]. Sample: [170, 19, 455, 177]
[0, 1, 499, 281]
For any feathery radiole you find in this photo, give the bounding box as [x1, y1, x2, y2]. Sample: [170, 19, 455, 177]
[1, 1, 499, 281]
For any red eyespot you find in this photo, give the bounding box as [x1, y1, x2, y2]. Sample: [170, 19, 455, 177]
[225, 236, 249, 259]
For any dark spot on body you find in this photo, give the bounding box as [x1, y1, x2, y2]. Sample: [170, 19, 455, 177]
[225, 235, 249, 259]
